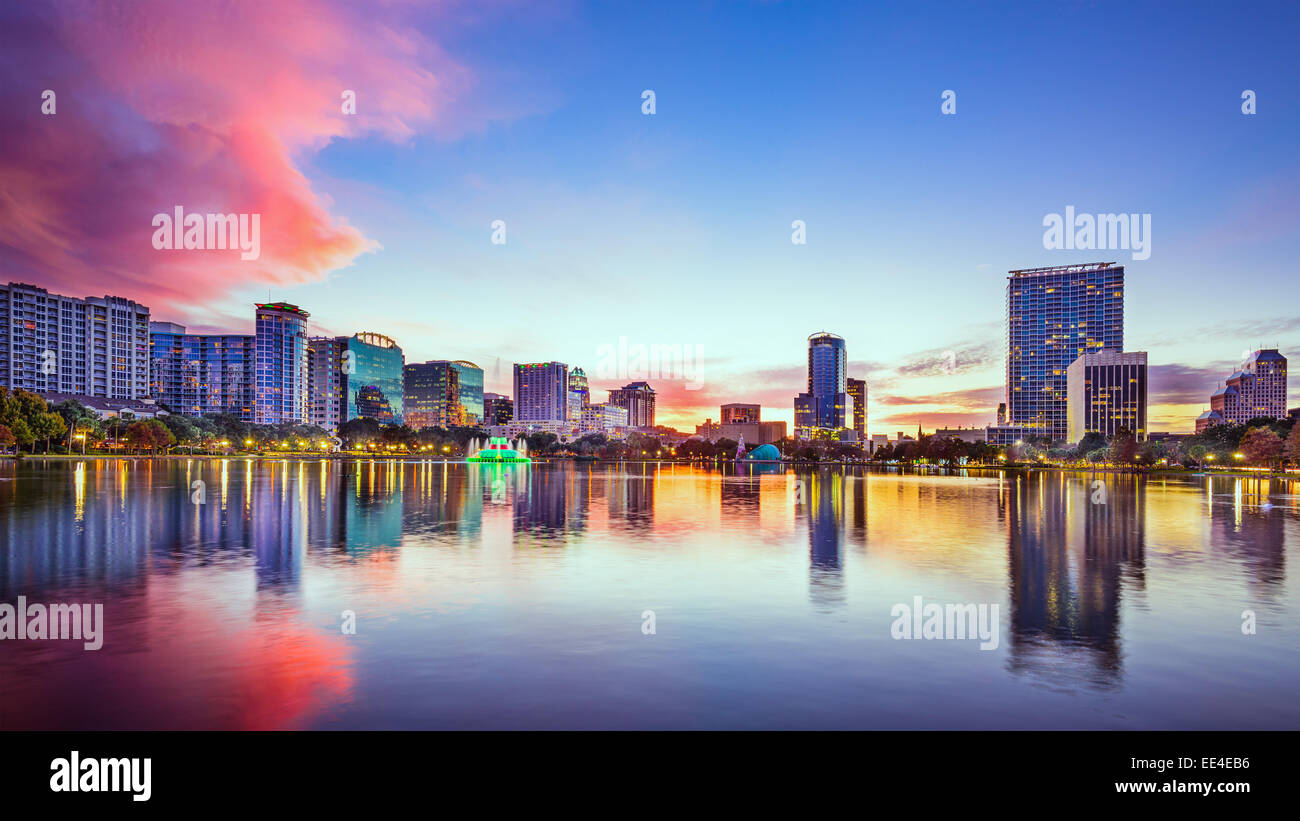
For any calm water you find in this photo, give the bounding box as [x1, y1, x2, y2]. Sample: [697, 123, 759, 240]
[0, 458, 1296, 730]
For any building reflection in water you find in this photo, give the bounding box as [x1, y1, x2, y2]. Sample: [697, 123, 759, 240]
[800, 467, 849, 609]
[1002, 472, 1146, 689]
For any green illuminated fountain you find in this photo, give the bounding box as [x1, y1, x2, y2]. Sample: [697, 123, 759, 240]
[466, 436, 531, 463]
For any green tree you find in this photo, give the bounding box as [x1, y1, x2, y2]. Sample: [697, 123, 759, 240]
[33, 411, 67, 453]
[1077, 431, 1107, 458]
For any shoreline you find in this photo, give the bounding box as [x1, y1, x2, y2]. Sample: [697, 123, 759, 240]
[4, 452, 1296, 481]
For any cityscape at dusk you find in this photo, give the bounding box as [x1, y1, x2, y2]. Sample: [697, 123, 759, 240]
[1, 0, 1297, 799]
[2, 1, 1296, 435]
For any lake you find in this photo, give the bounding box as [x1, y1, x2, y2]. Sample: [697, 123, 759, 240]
[0, 458, 1296, 730]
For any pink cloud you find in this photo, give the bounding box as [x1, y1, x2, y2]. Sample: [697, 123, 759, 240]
[0, 0, 472, 319]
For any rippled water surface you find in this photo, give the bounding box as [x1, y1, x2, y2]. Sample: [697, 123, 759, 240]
[1, 458, 1296, 729]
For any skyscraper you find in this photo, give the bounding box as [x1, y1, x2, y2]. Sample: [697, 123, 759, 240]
[151, 322, 256, 419]
[254, 302, 310, 424]
[1066, 350, 1147, 444]
[514, 362, 569, 421]
[309, 333, 404, 430]
[404, 361, 462, 429]
[1, 282, 151, 399]
[568, 366, 589, 421]
[307, 336, 346, 431]
[1197, 349, 1289, 431]
[483, 392, 514, 425]
[1006, 263, 1124, 442]
[450, 361, 484, 425]
[847, 377, 867, 440]
[794, 332, 847, 438]
[608, 381, 656, 428]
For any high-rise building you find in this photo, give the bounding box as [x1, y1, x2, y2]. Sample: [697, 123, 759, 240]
[847, 378, 867, 440]
[1, 283, 151, 399]
[514, 362, 569, 422]
[568, 366, 589, 421]
[404, 361, 459, 429]
[1066, 350, 1148, 444]
[254, 302, 310, 424]
[450, 361, 484, 425]
[307, 336, 346, 431]
[151, 322, 256, 419]
[483, 392, 514, 425]
[794, 332, 847, 438]
[1196, 349, 1288, 432]
[608, 381, 656, 428]
[308, 333, 404, 431]
[721, 403, 760, 424]
[1005, 263, 1124, 442]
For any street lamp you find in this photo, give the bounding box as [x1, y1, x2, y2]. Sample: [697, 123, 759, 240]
[74, 432, 86, 455]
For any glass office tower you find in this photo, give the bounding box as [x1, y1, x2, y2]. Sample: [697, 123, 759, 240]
[450, 360, 484, 425]
[344, 333, 404, 425]
[1006, 263, 1124, 442]
[794, 332, 847, 438]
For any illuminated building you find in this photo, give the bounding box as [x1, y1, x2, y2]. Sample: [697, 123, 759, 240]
[1006, 263, 1124, 443]
[847, 378, 867, 440]
[151, 322, 256, 420]
[514, 362, 570, 422]
[1066, 350, 1147, 444]
[794, 332, 847, 439]
[483, 392, 514, 425]
[568, 366, 590, 421]
[254, 302, 311, 424]
[2, 282, 151, 399]
[608, 381, 655, 428]
[451, 361, 484, 425]
[307, 332, 403, 430]
[1196, 349, 1288, 432]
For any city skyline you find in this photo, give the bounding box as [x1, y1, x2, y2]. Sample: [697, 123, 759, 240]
[2, 1, 1298, 432]
[1, 276, 1295, 437]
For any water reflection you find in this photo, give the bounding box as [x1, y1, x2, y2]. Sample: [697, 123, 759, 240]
[0, 459, 1296, 729]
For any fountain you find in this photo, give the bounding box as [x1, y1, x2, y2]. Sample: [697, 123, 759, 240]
[466, 436, 531, 463]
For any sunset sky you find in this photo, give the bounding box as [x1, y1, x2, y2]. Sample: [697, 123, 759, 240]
[3, 0, 1297, 433]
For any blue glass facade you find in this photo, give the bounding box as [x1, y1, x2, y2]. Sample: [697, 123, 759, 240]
[149, 323, 256, 420]
[1006, 263, 1124, 442]
[451, 360, 483, 425]
[345, 333, 404, 425]
[794, 332, 847, 437]
[254, 302, 310, 424]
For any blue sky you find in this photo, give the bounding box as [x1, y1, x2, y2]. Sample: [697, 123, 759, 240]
[113, 0, 1300, 430]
